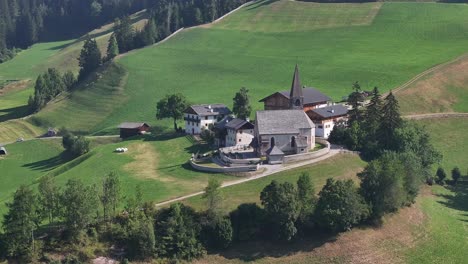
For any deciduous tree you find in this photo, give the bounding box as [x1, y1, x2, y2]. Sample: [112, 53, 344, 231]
[156, 93, 189, 131]
[232, 87, 252, 120]
[260, 181, 300, 241]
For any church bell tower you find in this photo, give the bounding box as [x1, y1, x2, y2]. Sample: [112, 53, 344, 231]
[289, 64, 304, 110]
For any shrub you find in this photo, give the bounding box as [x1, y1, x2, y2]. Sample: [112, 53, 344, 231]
[436, 167, 447, 184]
[229, 203, 266, 241]
[315, 178, 369, 232]
[201, 216, 233, 250]
[452, 167, 461, 184]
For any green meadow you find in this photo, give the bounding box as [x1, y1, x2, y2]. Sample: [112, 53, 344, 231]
[414, 117, 468, 172]
[0, 134, 234, 217]
[1, 1, 468, 140]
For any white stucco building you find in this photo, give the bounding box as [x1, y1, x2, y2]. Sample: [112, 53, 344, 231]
[307, 104, 348, 138]
[184, 104, 231, 135]
[225, 118, 255, 147]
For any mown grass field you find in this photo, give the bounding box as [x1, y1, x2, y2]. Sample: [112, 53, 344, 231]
[2, 1, 468, 140]
[0, 11, 147, 128]
[0, 134, 234, 218]
[102, 1, 468, 131]
[397, 55, 468, 114]
[413, 117, 468, 172]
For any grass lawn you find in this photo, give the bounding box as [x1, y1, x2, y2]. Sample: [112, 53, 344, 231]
[405, 184, 468, 264]
[0, 11, 148, 126]
[0, 134, 235, 219]
[2, 1, 468, 138]
[99, 1, 468, 132]
[397, 55, 468, 114]
[413, 117, 468, 172]
[185, 153, 366, 213]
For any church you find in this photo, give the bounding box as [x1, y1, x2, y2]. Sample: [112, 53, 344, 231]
[253, 65, 318, 163]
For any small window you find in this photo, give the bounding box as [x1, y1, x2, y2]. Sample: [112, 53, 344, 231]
[205, 116, 208, 120]
[295, 99, 301, 106]
[239, 139, 241, 142]
[270, 137, 275, 147]
[205, 123, 208, 126]
[318, 125, 323, 129]
[239, 130, 243, 134]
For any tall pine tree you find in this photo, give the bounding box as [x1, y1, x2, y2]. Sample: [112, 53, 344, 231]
[105, 33, 119, 61]
[2, 185, 39, 260]
[78, 37, 102, 80]
[379, 91, 403, 150]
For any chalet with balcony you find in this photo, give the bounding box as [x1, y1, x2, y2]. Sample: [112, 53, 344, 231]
[259, 65, 332, 112]
[184, 104, 231, 135]
[307, 104, 348, 139]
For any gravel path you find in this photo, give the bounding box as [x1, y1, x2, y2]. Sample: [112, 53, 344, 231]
[155, 148, 344, 207]
[403, 112, 468, 120]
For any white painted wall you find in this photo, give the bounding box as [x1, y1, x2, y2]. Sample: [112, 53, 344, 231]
[184, 114, 219, 135]
[315, 120, 334, 139]
[226, 128, 254, 147]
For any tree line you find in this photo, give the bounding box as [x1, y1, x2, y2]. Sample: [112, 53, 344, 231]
[0, 0, 147, 62]
[0, 0, 248, 63]
[1, 157, 450, 262]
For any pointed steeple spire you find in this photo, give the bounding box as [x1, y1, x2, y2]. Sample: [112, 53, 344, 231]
[289, 64, 304, 109]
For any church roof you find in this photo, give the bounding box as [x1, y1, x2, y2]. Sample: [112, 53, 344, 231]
[256, 110, 315, 135]
[290, 64, 303, 98]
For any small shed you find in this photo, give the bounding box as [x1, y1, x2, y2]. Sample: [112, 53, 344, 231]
[0, 147, 7, 155]
[266, 146, 284, 165]
[47, 128, 57, 137]
[118, 122, 150, 138]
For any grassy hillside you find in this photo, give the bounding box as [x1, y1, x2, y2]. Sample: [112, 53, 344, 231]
[0, 11, 148, 125]
[101, 1, 468, 130]
[397, 55, 468, 114]
[2, 1, 468, 137]
[0, 134, 234, 217]
[414, 117, 468, 171]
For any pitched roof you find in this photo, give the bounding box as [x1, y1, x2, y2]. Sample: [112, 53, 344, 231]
[267, 146, 284, 156]
[225, 118, 254, 130]
[186, 104, 231, 116]
[290, 64, 303, 98]
[118, 122, 150, 129]
[310, 104, 348, 119]
[256, 110, 315, 135]
[259, 88, 331, 105]
[214, 116, 234, 130]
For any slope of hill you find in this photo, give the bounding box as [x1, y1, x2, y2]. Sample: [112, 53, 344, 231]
[397, 54, 468, 114]
[105, 1, 468, 130]
[0, 10, 148, 124]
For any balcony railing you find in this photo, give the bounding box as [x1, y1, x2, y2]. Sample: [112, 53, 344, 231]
[184, 116, 200, 122]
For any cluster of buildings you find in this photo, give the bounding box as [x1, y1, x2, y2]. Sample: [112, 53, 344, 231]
[184, 65, 348, 162]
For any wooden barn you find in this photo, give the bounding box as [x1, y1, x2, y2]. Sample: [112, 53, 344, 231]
[118, 122, 150, 138]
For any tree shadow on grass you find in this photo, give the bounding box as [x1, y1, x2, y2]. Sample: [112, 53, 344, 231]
[246, 0, 279, 11]
[436, 177, 468, 219]
[212, 233, 337, 262]
[22, 151, 74, 172]
[0, 105, 31, 122]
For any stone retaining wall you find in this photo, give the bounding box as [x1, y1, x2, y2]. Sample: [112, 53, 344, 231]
[189, 159, 258, 173]
[283, 139, 331, 164]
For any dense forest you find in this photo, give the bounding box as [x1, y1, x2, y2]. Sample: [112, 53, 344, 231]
[0, 0, 248, 63]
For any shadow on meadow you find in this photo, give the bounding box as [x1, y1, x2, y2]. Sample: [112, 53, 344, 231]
[22, 151, 74, 172]
[247, 0, 278, 11]
[212, 233, 337, 262]
[436, 177, 468, 221]
[0, 105, 31, 122]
